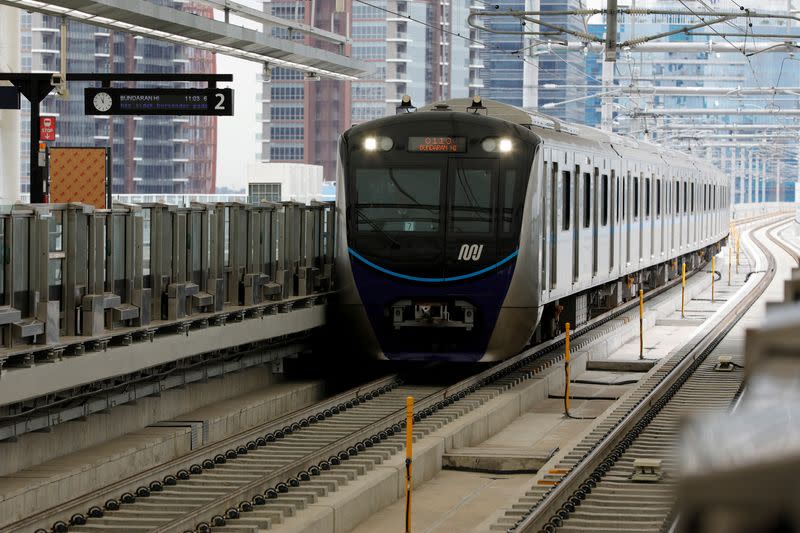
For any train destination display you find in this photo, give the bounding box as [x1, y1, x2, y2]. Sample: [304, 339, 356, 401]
[84, 88, 233, 116]
[407, 136, 467, 152]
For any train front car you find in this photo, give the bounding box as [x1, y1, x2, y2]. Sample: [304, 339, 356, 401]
[335, 100, 541, 362]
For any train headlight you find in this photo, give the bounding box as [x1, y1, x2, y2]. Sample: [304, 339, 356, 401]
[363, 136, 393, 151]
[481, 137, 513, 153]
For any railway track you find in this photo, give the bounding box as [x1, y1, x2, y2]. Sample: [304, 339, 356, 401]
[500, 215, 794, 533]
[26, 226, 762, 533]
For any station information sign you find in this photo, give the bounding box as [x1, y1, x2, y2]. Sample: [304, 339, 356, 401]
[84, 87, 234, 116]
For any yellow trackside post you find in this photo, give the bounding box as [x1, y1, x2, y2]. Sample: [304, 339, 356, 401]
[405, 396, 414, 533]
[728, 244, 732, 286]
[736, 232, 740, 274]
[639, 289, 644, 359]
[711, 256, 716, 303]
[681, 263, 686, 318]
[564, 323, 571, 416]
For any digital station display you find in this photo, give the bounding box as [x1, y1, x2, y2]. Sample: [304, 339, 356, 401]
[84, 87, 234, 116]
[407, 136, 467, 153]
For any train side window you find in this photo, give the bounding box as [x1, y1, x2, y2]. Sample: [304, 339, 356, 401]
[645, 177, 651, 218]
[583, 172, 591, 228]
[562, 171, 571, 231]
[633, 177, 639, 219]
[683, 181, 688, 213]
[615, 175, 620, 222]
[656, 179, 661, 217]
[691, 183, 695, 211]
[713, 185, 717, 210]
[675, 181, 679, 214]
[602, 174, 609, 226]
[622, 175, 626, 220]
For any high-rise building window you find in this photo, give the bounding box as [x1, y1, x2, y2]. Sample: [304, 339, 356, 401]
[271, 6, 304, 19]
[352, 104, 386, 122]
[352, 25, 387, 39]
[271, 85, 304, 100]
[271, 126, 304, 140]
[353, 44, 386, 60]
[270, 105, 304, 121]
[270, 146, 304, 160]
[272, 68, 304, 81]
[353, 4, 385, 19]
[352, 84, 386, 100]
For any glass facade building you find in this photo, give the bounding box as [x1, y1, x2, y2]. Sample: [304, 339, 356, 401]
[19, 1, 217, 195]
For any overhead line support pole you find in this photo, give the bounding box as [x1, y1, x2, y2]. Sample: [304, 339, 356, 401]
[605, 0, 618, 62]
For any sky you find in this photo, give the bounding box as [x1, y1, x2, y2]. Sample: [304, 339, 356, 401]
[214, 4, 262, 192]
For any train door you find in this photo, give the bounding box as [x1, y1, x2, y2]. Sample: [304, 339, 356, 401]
[649, 174, 655, 260]
[625, 170, 631, 266]
[573, 163, 581, 284]
[444, 158, 499, 280]
[550, 161, 559, 289]
[633, 172, 642, 264]
[610, 169, 616, 275]
[673, 178, 680, 252]
[657, 177, 664, 258]
[688, 182, 697, 245]
[541, 154, 550, 291]
[644, 175, 652, 261]
[598, 170, 609, 276]
[592, 167, 599, 278]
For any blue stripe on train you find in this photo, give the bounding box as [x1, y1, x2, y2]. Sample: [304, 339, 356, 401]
[348, 247, 519, 283]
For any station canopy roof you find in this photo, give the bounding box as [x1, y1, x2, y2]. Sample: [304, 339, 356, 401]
[1, 0, 371, 80]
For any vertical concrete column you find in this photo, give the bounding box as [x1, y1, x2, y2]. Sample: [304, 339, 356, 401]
[744, 149, 750, 204]
[739, 148, 745, 204]
[0, 6, 21, 204]
[729, 148, 736, 207]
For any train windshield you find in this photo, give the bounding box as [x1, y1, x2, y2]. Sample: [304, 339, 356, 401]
[355, 167, 442, 233]
[353, 161, 499, 235]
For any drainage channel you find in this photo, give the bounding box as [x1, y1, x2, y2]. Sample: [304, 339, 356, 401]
[503, 216, 789, 533]
[36, 235, 727, 533]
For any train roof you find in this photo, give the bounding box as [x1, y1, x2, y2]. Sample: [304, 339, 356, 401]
[424, 98, 721, 177]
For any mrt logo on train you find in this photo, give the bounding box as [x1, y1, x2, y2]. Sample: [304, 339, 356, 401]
[458, 244, 484, 261]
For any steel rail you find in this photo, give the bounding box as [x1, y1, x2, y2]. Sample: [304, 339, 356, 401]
[6, 374, 400, 533]
[511, 214, 789, 533]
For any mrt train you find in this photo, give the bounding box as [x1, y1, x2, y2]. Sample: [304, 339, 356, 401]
[335, 97, 730, 362]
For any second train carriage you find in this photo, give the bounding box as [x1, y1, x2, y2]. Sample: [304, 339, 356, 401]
[335, 97, 730, 362]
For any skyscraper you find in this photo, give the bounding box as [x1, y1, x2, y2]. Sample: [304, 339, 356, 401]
[19, 1, 217, 195]
[262, 0, 474, 181]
